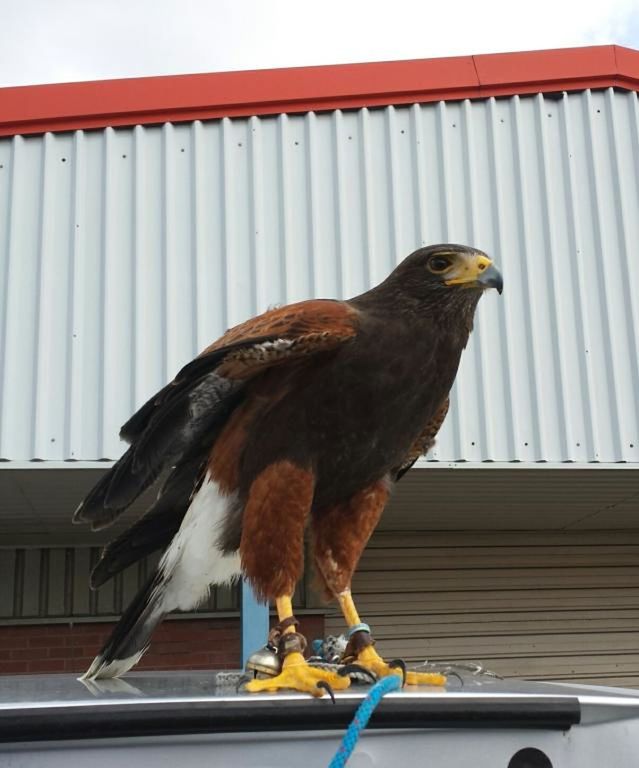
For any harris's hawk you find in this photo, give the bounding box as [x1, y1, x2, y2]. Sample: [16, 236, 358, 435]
[74, 244, 502, 695]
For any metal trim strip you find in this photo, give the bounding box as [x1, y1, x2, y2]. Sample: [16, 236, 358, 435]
[0, 46, 637, 137]
[0, 696, 581, 742]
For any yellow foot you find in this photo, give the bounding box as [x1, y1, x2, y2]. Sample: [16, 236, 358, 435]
[356, 646, 447, 687]
[245, 652, 351, 698]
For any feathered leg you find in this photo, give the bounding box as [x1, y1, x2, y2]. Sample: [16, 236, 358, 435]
[313, 478, 446, 687]
[240, 461, 349, 697]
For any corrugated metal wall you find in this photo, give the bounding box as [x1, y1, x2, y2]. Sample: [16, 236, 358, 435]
[0, 545, 312, 622]
[0, 548, 232, 621]
[0, 88, 638, 463]
[326, 530, 639, 687]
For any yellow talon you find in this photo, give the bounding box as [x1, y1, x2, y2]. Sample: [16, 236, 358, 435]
[337, 591, 446, 687]
[245, 652, 351, 697]
[356, 646, 447, 687]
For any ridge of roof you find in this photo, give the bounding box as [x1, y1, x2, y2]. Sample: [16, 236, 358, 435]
[0, 45, 637, 137]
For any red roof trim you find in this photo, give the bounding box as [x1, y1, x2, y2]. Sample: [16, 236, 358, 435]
[1, 45, 638, 138]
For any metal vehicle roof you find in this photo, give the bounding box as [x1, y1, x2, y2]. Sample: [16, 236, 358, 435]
[3, 673, 639, 767]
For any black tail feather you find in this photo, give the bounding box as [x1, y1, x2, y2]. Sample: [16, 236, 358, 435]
[119, 380, 181, 444]
[90, 508, 181, 590]
[74, 375, 242, 530]
[81, 570, 166, 680]
[90, 456, 204, 589]
[72, 447, 135, 527]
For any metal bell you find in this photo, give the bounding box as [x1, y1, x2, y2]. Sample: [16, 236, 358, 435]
[244, 643, 281, 678]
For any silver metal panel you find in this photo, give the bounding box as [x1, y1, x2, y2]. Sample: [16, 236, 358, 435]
[0, 545, 232, 622]
[0, 89, 638, 463]
[0, 542, 322, 622]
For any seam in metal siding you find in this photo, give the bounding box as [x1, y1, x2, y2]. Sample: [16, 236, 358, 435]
[0, 546, 237, 621]
[0, 546, 317, 623]
[325, 529, 639, 686]
[0, 90, 637, 462]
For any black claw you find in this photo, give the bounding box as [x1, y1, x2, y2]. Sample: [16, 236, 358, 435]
[235, 674, 251, 692]
[447, 670, 463, 686]
[316, 680, 336, 704]
[389, 659, 407, 687]
[338, 663, 377, 684]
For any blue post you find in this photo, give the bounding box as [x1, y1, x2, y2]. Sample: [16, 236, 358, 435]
[240, 579, 269, 669]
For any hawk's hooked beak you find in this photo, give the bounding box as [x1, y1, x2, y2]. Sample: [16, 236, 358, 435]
[476, 263, 503, 294]
[445, 254, 503, 294]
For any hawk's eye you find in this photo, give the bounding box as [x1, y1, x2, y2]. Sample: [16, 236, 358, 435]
[428, 256, 452, 273]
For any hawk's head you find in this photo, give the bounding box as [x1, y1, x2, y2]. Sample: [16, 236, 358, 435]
[401, 243, 503, 296]
[353, 243, 503, 330]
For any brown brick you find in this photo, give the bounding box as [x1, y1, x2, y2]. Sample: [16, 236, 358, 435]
[47, 646, 81, 659]
[64, 659, 86, 672]
[33, 626, 62, 636]
[10, 648, 45, 661]
[78, 648, 98, 658]
[27, 660, 65, 673]
[71, 635, 103, 648]
[0, 661, 29, 673]
[0, 635, 28, 650]
[78, 640, 105, 653]
[176, 653, 214, 665]
[0, 615, 323, 675]
[0, 627, 35, 638]
[29, 635, 65, 648]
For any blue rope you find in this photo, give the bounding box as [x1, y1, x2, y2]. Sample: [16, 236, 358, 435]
[328, 674, 402, 768]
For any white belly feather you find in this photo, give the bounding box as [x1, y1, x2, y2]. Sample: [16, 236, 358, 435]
[159, 471, 242, 612]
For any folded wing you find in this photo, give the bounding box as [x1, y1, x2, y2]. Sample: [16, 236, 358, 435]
[74, 299, 359, 579]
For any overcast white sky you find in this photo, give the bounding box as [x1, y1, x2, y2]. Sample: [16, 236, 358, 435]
[2, 0, 639, 87]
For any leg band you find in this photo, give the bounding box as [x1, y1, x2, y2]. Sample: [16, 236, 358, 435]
[278, 631, 308, 657]
[344, 629, 374, 659]
[347, 622, 371, 638]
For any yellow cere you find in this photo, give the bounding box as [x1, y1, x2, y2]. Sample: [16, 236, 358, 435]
[445, 253, 493, 286]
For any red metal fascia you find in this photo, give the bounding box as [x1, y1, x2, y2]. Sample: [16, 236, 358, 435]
[0, 45, 637, 137]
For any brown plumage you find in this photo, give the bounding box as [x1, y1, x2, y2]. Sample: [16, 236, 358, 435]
[313, 478, 391, 600]
[74, 243, 502, 687]
[393, 397, 450, 480]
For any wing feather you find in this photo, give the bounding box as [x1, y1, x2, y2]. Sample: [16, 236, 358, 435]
[74, 299, 359, 529]
[89, 455, 205, 588]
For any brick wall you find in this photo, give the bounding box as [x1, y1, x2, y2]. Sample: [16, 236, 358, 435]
[0, 614, 325, 675]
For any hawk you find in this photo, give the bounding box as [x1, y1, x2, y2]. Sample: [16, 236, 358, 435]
[73, 244, 502, 695]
